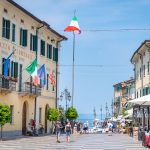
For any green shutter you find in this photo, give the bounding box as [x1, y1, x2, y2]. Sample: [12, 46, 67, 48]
[53, 47, 55, 61]
[30, 34, 32, 50]
[33, 35, 37, 51]
[55, 48, 58, 62]
[11, 61, 14, 77]
[20, 28, 22, 45]
[6, 20, 10, 39]
[23, 29, 27, 46]
[47, 44, 49, 58]
[12, 24, 15, 42]
[2, 18, 5, 37]
[14, 62, 18, 78]
[49, 45, 51, 58]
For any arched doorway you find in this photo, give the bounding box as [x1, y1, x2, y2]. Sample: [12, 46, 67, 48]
[22, 102, 27, 135]
[45, 104, 49, 133]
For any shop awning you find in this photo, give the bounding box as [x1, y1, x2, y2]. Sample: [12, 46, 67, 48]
[129, 94, 150, 105]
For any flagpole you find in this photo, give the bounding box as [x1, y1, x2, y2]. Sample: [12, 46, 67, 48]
[72, 31, 75, 107]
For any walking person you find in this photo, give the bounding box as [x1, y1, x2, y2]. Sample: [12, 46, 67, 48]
[65, 121, 71, 142]
[55, 121, 62, 143]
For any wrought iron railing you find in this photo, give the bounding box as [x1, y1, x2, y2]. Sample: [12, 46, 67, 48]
[0, 75, 16, 91]
[19, 82, 41, 96]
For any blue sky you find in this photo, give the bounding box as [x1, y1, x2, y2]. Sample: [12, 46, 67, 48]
[15, 0, 150, 115]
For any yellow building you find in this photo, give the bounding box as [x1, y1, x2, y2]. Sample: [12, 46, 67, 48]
[0, 0, 67, 137]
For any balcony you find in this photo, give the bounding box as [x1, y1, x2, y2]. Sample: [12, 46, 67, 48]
[18, 82, 41, 98]
[0, 75, 17, 94]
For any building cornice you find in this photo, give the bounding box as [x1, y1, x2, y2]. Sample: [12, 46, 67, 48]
[6, 0, 67, 41]
[131, 40, 150, 64]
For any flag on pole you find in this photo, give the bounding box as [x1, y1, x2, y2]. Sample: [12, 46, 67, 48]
[37, 64, 46, 87]
[4, 48, 16, 77]
[49, 73, 56, 86]
[26, 59, 38, 86]
[64, 16, 81, 33]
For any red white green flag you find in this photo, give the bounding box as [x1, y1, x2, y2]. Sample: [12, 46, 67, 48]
[26, 59, 38, 86]
[64, 16, 81, 33]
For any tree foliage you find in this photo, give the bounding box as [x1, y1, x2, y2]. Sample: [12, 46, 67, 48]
[47, 108, 59, 122]
[59, 107, 65, 121]
[66, 107, 78, 121]
[0, 103, 10, 140]
[0, 103, 10, 126]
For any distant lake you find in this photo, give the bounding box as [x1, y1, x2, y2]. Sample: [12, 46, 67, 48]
[77, 114, 105, 128]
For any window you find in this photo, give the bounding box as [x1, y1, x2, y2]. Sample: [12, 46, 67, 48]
[10, 61, 18, 78]
[39, 107, 42, 123]
[20, 28, 28, 46]
[40, 40, 45, 56]
[46, 74, 49, 90]
[47, 44, 52, 59]
[53, 47, 58, 62]
[52, 85, 55, 92]
[143, 65, 145, 76]
[30, 34, 37, 51]
[148, 62, 149, 74]
[140, 68, 142, 79]
[12, 23, 16, 42]
[10, 105, 14, 124]
[2, 17, 10, 39]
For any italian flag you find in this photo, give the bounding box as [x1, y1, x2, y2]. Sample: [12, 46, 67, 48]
[26, 59, 38, 86]
[64, 16, 81, 33]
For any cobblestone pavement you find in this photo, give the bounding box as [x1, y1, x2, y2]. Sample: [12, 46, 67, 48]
[0, 133, 148, 150]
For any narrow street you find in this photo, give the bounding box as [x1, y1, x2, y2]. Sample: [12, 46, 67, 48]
[0, 134, 147, 150]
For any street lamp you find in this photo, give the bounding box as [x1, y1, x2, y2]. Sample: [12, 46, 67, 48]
[60, 89, 71, 111]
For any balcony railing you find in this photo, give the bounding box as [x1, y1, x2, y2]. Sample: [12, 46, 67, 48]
[18, 82, 41, 97]
[0, 75, 17, 93]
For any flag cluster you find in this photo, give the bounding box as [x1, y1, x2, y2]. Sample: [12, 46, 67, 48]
[4, 53, 56, 87]
[26, 59, 55, 87]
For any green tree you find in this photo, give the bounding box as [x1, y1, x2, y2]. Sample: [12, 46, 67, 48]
[59, 107, 65, 121]
[47, 108, 59, 133]
[0, 103, 10, 140]
[66, 107, 78, 121]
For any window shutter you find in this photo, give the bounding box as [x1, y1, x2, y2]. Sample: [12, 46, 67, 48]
[11, 61, 14, 77]
[20, 28, 22, 45]
[47, 74, 49, 90]
[14, 62, 18, 78]
[47, 44, 49, 58]
[2, 18, 5, 37]
[33, 35, 37, 51]
[23, 29, 28, 46]
[6, 20, 10, 39]
[30, 34, 32, 50]
[53, 47, 55, 61]
[55, 48, 58, 62]
[49, 45, 51, 58]
[12, 24, 16, 42]
[2, 58, 5, 75]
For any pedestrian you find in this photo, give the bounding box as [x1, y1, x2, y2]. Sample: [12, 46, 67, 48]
[55, 121, 62, 143]
[65, 121, 71, 142]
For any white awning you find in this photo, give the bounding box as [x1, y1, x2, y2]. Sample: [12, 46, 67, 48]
[129, 94, 150, 105]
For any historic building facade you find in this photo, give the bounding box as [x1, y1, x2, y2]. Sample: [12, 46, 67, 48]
[113, 78, 135, 117]
[131, 40, 150, 129]
[0, 0, 66, 137]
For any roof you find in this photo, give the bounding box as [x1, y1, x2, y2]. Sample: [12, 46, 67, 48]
[113, 78, 135, 87]
[7, 0, 67, 41]
[130, 40, 150, 63]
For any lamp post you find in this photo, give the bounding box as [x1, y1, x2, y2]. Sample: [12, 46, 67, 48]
[60, 89, 71, 111]
[111, 99, 114, 121]
[105, 102, 108, 119]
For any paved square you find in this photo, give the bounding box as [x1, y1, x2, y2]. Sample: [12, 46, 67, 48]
[0, 134, 148, 150]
